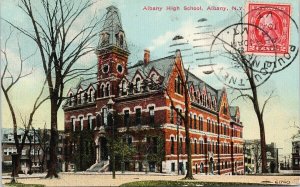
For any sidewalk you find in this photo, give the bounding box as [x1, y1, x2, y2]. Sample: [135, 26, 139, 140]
[2, 172, 300, 186]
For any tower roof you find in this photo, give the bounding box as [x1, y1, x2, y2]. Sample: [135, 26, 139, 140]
[97, 6, 128, 52]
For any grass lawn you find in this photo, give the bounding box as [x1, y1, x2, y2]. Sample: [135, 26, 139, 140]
[4, 183, 45, 187]
[120, 180, 278, 187]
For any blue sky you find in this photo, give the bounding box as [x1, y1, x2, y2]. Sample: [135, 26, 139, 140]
[1, 0, 299, 157]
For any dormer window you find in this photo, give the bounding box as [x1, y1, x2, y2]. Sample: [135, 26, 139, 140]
[89, 89, 93, 102]
[69, 93, 73, 106]
[101, 32, 110, 46]
[135, 77, 141, 93]
[121, 80, 127, 95]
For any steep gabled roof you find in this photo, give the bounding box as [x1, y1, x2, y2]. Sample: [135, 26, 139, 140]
[185, 70, 218, 101]
[127, 55, 175, 85]
[68, 77, 97, 94]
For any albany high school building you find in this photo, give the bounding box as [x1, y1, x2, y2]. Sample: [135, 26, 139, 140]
[63, 6, 244, 175]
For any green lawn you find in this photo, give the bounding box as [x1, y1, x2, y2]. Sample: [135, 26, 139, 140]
[120, 180, 278, 187]
[4, 183, 45, 187]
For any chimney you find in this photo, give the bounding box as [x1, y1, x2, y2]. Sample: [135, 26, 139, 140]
[144, 49, 150, 65]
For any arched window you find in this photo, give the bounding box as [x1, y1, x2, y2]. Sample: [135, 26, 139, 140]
[88, 115, 93, 130]
[79, 116, 84, 130]
[100, 84, 105, 97]
[106, 83, 110, 96]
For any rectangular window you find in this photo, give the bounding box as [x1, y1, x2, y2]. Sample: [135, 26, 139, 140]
[207, 119, 210, 132]
[194, 115, 197, 129]
[194, 140, 197, 154]
[179, 138, 183, 154]
[124, 110, 130, 127]
[199, 117, 203, 131]
[171, 163, 175, 172]
[135, 108, 141, 125]
[171, 137, 175, 154]
[190, 114, 193, 128]
[170, 107, 174, 124]
[149, 106, 155, 126]
[208, 141, 211, 152]
[102, 108, 108, 126]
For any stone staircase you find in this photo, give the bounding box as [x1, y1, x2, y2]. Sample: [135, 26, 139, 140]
[86, 160, 110, 172]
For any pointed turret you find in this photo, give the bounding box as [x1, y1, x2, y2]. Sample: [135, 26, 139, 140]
[96, 6, 130, 97]
[97, 6, 129, 52]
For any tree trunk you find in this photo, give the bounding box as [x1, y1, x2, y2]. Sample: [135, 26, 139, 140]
[258, 115, 267, 173]
[183, 112, 193, 179]
[11, 153, 21, 178]
[248, 69, 268, 174]
[46, 101, 59, 178]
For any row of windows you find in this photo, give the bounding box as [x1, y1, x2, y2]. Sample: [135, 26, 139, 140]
[118, 77, 160, 96]
[98, 83, 111, 98]
[169, 108, 242, 138]
[170, 161, 243, 172]
[70, 115, 94, 132]
[69, 107, 156, 131]
[68, 89, 95, 106]
[170, 138, 243, 155]
[123, 107, 155, 126]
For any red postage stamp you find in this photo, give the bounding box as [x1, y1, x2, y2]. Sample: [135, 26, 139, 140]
[247, 3, 291, 54]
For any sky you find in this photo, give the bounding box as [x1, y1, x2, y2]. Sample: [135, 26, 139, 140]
[1, 0, 299, 158]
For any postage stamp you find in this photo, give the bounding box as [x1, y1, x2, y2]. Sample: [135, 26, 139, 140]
[247, 3, 291, 54]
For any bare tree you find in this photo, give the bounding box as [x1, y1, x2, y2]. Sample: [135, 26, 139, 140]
[212, 20, 276, 173]
[3, 0, 102, 178]
[1, 30, 48, 179]
[163, 55, 194, 179]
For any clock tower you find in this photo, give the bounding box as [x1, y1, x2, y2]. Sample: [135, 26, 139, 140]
[95, 6, 130, 97]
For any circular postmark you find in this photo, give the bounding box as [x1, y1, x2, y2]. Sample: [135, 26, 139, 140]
[209, 22, 277, 90]
[244, 3, 299, 74]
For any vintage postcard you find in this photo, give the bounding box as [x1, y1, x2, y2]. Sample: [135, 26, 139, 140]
[1, 0, 299, 186]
